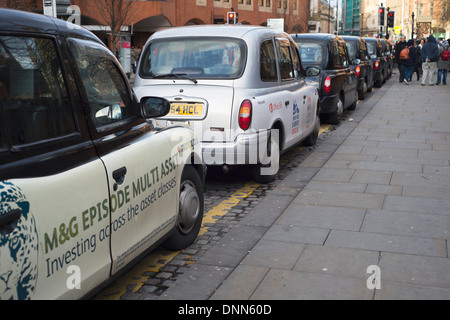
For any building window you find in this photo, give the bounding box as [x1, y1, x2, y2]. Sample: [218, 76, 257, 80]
[238, 0, 253, 10]
[417, 3, 424, 16]
[259, 0, 272, 11]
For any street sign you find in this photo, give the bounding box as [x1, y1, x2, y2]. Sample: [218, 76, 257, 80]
[43, 0, 56, 17]
[267, 18, 284, 31]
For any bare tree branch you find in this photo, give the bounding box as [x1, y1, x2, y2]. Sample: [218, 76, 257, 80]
[93, 0, 137, 54]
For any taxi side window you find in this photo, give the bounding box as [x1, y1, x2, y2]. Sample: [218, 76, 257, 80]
[69, 38, 133, 129]
[276, 39, 294, 81]
[330, 40, 342, 68]
[260, 39, 278, 82]
[341, 44, 350, 67]
[0, 36, 76, 146]
[290, 43, 302, 78]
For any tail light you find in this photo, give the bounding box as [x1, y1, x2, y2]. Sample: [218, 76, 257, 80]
[355, 65, 361, 77]
[374, 60, 379, 70]
[324, 76, 331, 93]
[239, 99, 252, 130]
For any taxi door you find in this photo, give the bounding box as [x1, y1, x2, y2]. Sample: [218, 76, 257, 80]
[275, 38, 309, 150]
[69, 38, 180, 275]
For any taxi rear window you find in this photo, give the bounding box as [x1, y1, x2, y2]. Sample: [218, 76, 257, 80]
[140, 37, 247, 79]
[297, 42, 326, 66]
[366, 42, 377, 56]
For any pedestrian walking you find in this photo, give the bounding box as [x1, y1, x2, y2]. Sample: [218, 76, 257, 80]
[402, 39, 416, 85]
[395, 35, 407, 83]
[421, 35, 439, 86]
[436, 40, 450, 85]
[410, 39, 422, 81]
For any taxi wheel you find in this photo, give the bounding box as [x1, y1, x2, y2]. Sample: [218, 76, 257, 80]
[303, 109, 320, 147]
[328, 96, 343, 125]
[163, 166, 203, 251]
[358, 81, 367, 100]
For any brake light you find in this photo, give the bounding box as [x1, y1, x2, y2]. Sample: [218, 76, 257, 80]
[355, 65, 361, 77]
[375, 60, 379, 70]
[324, 76, 331, 93]
[239, 99, 252, 130]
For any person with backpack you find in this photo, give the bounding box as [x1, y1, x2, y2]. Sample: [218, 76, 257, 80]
[436, 40, 449, 85]
[395, 35, 408, 83]
[402, 39, 416, 85]
[421, 35, 440, 86]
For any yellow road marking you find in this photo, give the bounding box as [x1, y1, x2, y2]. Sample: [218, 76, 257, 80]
[199, 182, 260, 236]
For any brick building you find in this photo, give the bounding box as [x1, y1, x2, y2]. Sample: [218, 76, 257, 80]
[1, 0, 309, 50]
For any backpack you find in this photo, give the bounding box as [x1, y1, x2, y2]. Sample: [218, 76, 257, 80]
[442, 50, 450, 61]
[399, 46, 411, 60]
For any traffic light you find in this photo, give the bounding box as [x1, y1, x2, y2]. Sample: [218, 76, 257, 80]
[378, 7, 385, 26]
[387, 11, 395, 28]
[227, 12, 237, 24]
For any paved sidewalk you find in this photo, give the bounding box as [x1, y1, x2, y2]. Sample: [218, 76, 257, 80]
[159, 75, 450, 300]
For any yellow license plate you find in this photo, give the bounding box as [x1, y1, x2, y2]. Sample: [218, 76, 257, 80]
[169, 103, 204, 116]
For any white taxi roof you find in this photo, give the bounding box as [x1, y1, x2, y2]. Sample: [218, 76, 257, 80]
[147, 25, 284, 41]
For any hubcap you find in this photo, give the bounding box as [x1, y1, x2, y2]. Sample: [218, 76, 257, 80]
[337, 98, 344, 115]
[178, 181, 200, 234]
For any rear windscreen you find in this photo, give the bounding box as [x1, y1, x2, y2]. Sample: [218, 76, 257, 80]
[366, 42, 377, 56]
[140, 37, 247, 79]
[296, 42, 326, 66]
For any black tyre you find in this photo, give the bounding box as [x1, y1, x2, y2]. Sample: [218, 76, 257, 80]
[163, 166, 204, 251]
[303, 111, 320, 147]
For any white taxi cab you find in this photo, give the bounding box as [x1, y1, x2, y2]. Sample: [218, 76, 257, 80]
[134, 25, 320, 182]
[0, 9, 205, 299]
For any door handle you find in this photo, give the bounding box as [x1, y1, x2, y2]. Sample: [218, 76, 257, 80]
[112, 166, 127, 191]
[285, 101, 290, 107]
[0, 209, 22, 234]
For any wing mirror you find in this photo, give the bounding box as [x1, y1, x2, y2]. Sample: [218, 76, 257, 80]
[305, 66, 320, 76]
[141, 97, 170, 118]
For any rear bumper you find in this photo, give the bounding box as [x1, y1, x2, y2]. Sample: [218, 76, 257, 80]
[201, 129, 273, 166]
[319, 94, 339, 114]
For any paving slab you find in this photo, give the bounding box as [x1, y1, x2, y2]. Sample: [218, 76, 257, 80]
[276, 204, 365, 231]
[325, 230, 447, 257]
[293, 245, 380, 279]
[249, 269, 374, 300]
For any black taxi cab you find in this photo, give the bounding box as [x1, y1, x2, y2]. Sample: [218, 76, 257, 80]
[0, 8, 205, 299]
[341, 36, 374, 100]
[292, 33, 357, 125]
[364, 37, 387, 88]
[380, 39, 393, 78]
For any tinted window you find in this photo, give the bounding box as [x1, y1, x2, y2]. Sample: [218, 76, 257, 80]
[331, 40, 342, 67]
[298, 42, 325, 65]
[346, 42, 358, 59]
[140, 38, 246, 79]
[359, 40, 369, 60]
[0, 36, 76, 146]
[367, 41, 377, 56]
[70, 38, 133, 129]
[339, 43, 350, 67]
[277, 39, 294, 81]
[260, 39, 277, 82]
[290, 43, 302, 78]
